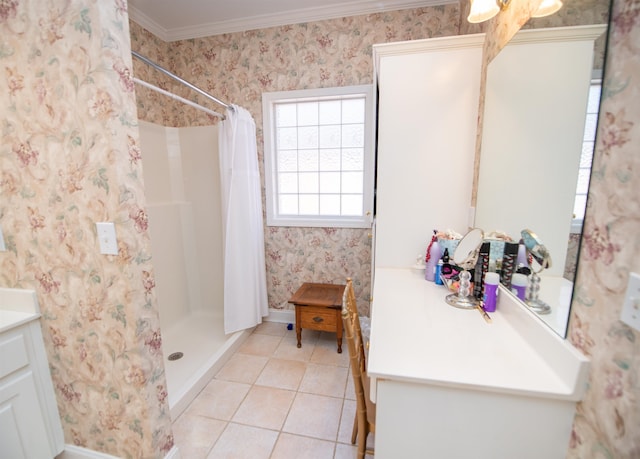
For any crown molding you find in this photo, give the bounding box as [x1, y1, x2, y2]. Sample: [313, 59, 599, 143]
[128, 4, 171, 42]
[129, 0, 455, 42]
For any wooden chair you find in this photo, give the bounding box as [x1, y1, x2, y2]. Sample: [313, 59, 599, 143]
[342, 278, 375, 458]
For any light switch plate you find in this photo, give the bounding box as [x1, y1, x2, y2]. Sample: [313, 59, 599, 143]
[96, 222, 118, 255]
[621, 272, 640, 332]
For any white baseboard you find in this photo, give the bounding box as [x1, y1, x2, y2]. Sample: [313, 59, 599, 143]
[59, 444, 180, 459]
[266, 308, 295, 324]
[57, 445, 119, 459]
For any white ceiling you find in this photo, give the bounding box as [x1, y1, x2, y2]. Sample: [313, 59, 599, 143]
[127, 0, 452, 42]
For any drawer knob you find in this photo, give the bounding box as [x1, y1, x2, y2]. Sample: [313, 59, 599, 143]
[313, 316, 324, 323]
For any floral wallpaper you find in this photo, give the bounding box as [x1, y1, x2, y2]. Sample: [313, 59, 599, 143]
[567, 0, 640, 456]
[0, 0, 630, 456]
[0, 1, 173, 458]
[130, 4, 465, 314]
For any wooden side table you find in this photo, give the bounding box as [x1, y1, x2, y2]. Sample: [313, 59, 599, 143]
[288, 282, 346, 353]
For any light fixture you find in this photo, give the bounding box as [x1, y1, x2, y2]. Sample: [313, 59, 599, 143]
[467, 0, 509, 23]
[467, 0, 562, 23]
[530, 0, 563, 17]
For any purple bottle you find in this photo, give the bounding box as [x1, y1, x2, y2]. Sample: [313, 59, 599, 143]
[483, 272, 500, 312]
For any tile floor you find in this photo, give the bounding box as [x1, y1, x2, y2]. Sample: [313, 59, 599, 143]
[171, 321, 374, 458]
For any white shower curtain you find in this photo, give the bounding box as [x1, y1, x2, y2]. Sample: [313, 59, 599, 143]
[219, 105, 269, 334]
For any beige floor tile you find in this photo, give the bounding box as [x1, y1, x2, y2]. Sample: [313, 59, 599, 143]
[215, 352, 268, 384]
[237, 332, 283, 356]
[299, 363, 349, 398]
[255, 358, 307, 390]
[206, 423, 278, 459]
[274, 332, 318, 361]
[334, 442, 375, 459]
[310, 334, 349, 367]
[344, 373, 356, 401]
[183, 379, 250, 421]
[282, 392, 343, 441]
[232, 385, 295, 430]
[270, 432, 336, 459]
[334, 442, 357, 459]
[172, 413, 226, 459]
[337, 399, 356, 445]
[254, 321, 289, 337]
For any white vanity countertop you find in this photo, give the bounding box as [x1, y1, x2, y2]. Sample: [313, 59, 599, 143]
[368, 268, 587, 400]
[0, 287, 41, 333]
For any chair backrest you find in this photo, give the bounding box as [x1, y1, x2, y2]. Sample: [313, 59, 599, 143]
[342, 278, 375, 427]
[343, 278, 367, 371]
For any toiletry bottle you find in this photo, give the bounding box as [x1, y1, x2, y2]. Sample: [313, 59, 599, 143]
[474, 242, 490, 299]
[441, 248, 453, 278]
[483, 272, 500, 312]
[435, 258, 444, 285]
[425, 232, 441, 282]
[516, 239, 529, 268]
[511, 273, 528, 301]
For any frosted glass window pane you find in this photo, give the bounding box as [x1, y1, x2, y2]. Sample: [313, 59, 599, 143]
[580, 142, 594, 168]
[576, 169, 591, 194]
[279, 195, 298, 214]
[320, 149, 341, 171]
[319, 100, 341, 125]
[583, 114, 598, 140]
[573, 195, 587, 220]
[342, 195, 363, 216]
[342, 124, 364, 148]
[320, 172, 340, 193]
[320, 125, 341, 148]
[276, 104, 297, 127]
[277, 127, 297, 149]
[278, 172, 298, 193]
[298, 126, 319, 149]
[342, 171, 363, 193]
[299, 150, 319, 171]
[587, 86, 601, 112]
[299, 172, 318, 193]
[298, 102, 318, 126]
[342, 148, 363, 171]
[320, 195, 340, 215]
[277, 150, 298, 172]
[342, 98, 365, 123]
[299, 195, 319, 215]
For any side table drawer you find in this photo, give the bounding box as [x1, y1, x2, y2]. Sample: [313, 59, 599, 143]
[300, 306, 338, 332]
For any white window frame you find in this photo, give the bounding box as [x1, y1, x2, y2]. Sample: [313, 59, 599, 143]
[262, 85, 375, 228]
[572, 71, 602, 233]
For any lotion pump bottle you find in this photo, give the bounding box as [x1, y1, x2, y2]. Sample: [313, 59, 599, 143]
[425, 231, 441, 282]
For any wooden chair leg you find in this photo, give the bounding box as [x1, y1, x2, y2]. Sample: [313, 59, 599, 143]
[357, 430, 366, 459]
[351, 413, 358, 444]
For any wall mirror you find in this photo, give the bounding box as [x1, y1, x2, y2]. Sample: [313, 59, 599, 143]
[474, 20, 609, 338]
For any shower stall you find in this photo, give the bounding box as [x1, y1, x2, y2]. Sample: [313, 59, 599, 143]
[138, 120, 249, 418]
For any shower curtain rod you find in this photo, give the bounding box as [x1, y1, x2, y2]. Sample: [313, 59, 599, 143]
[133, 77, 225, 119]
[131, 50, 232, 111]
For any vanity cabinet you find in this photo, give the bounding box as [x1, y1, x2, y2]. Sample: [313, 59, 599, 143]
[373, 35, 484, 268]
[368, 269, 589, 458]
[0, 289, 64, 459]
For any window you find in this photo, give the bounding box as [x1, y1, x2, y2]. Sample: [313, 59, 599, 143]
[262, 85, 374, 228]
[572, 75, 601, 232]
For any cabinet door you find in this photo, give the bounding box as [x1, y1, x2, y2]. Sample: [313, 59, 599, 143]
[0, 371, 53, 459]
[374, 37, 483, 268]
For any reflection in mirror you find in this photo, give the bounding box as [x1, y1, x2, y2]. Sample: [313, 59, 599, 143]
[445, 228, 484, 309]
[521, 229, 552, 314]
[474, 24, 607, 337]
